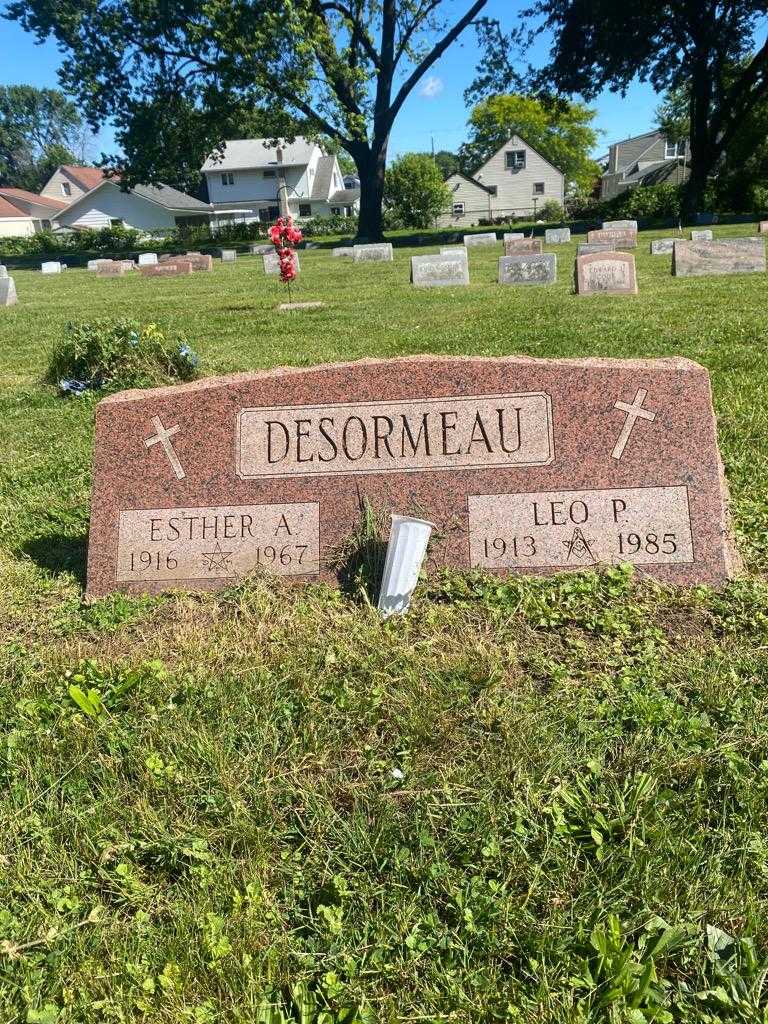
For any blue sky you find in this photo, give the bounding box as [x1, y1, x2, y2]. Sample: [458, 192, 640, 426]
[0, 1, 663, 164]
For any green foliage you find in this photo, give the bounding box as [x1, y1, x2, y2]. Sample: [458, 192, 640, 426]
[384, 153, 451, 229]
[0, 84, 84, 188]
[45, 318, 199, 392]
[539, 198, 564, 221]
[602, 183, 683, 221]
[459, 93, 601, 194]
[301, 215, 358, 237]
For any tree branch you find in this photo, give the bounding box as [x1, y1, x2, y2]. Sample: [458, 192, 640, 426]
[388, 0, 489, 125]
[320, 0, 381, 69]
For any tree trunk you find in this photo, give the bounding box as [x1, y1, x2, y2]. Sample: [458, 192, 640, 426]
[350, 140, 388, 242]
[682, 57, 716, 220]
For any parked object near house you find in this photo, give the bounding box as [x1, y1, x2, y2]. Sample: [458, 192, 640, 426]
[438, 136, 565, 228]
[202, 137, 360, 225]
[600, 130, 689, 200]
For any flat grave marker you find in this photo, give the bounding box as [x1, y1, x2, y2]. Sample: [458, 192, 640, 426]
[504, 238, 543, 256]
[353, 243, 393, 262]
[138, 253, 159, 267]
[139, 260, 193, 277]
[86, 355, 740, 597]
[576, 252, 638, 295]
[440, 246, 468, 256]
[544, 228, 571, 244]
[672, 238, 766, 277]
[498, 253, 556, 286]
[690, 229, 713, 241]
[332, 247, 354, 258]
[411, 252, 470, 288]
[41, 261, 62, 274]
[464, 233, 497, 248]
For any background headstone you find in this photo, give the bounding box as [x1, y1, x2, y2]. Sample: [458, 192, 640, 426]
[504, 238, 543, 255]
[464, 233, 497, 247]
[97, 261, 127, 276]
[139, 260, 194, 277]
[758, 221, 768, 234]
[650, 239, 677, 255]
[503, 233, 524, 243]
[0, 265, 7, 278]
[498, 253, 556, 286]
[263, 251, 300, 275]
[87, 259, 114, 272]
[86, 355, 740, 598]
[221, 249, 237, 262]
[690, 229, 714, 241]
[184, 253, 214, 272]
[332, 247, 354, 258]
[603, 219, 638, 231]
[544, 228, 571, 244]
[138, 253, 159, 266]
[250, 243, 274, 255]
[41, 262, 62, 274]
[0, 276, 17, 306]
[587, 229, 638, 249]
[578, 242, 616, 256]
[441, 246, 468, 256]
[353, 243, 393, 262]
[411, 252, 469, 288]
[673, 238, 766, 277]
[576, 252, 638, 295]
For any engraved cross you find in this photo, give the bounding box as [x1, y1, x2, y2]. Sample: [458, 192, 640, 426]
[611, 388, 656, 461]
[144, 415, 186, 479]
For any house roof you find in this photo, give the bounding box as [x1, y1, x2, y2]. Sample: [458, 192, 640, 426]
[0, 188, 69, 211]
[311, 155, 337, 200]
[202, 137, 318, 172]
[61, 165, 108, 191]
[55, 179, 210, 220]
[0, 195, 30, 219]
[446, 171, 494, 195]
[328, 187, 361, 204]
[622, 159, 690, 187]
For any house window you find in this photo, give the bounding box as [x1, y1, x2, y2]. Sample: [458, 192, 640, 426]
[110, 218, 123, 227]
[331, 206, 341, 215]
[506, 150, 526, 170]
[263, 169, 276, 178]
[299, 203, 311, 217]
[259, 206, 280, 222]
[533, 182, 545, 195]
[665, 139, 686, 159]
[453, 202, 465, 216]
[61, 182, 71, 197]
[221, 172, 235, 186]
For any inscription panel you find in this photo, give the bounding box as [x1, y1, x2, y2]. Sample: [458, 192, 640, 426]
[468, 486, 694, 570]
[117, 502, 319, 581]
[238, 393, 554, 478]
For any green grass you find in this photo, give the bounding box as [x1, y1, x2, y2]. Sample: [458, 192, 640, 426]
[1, 225, 768, 1023]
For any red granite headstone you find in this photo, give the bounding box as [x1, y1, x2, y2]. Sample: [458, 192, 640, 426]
[575, 252, 638, 295]
[587, 228, 638, 249]
[86, 356, 740, 597]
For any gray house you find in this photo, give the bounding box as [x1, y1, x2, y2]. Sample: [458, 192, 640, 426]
[601, 130, 690, 200]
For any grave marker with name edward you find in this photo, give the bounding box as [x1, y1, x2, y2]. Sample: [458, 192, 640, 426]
[576, 252, 638, 295]
[86, 355, 739, 597]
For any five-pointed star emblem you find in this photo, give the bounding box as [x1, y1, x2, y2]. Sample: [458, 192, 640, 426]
[563, 527, 598, 563]
[201, 542, 234, 574]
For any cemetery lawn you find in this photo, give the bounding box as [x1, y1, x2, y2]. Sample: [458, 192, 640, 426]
[2, 225, 768, 1024]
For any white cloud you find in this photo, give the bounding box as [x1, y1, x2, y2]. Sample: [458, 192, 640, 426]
[419, 75, 444, 99]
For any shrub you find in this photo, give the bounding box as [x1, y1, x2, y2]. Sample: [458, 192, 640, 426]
[46, 318, 200, 395]
[540, 199, 565, 222]
[301, 214, 358, 237]
[602, 183, 683, 221]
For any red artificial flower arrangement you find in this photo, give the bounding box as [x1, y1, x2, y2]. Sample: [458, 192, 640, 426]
[269, 216, 302, 288]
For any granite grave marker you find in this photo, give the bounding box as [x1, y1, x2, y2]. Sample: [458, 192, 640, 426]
[603, 220, 638, 231]
[690, 229, 713, 241]
[411, 252, 470, 288]
[86, 355, 740, 597]
[464, 233, 497, 248]
[138, 253, 159, 267]
[578, 242, 616, 257]
[587, 229, 638, 249]
[353, 243, 393, 262]
[650, 239, 677, 255]
[576, 252, 638, 295]
[544, 228, 571, 244]
[0, 276, 16, 306]
[263, 251, 300, 275]
[498, 253, 556, 286]
[672, 238, 766, 277]
[41, 262, 62, 274]
[504, 238, 543, 255]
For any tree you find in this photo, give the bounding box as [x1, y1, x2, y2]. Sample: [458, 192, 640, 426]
[384, 152, 451, 227]
[432, 149, 460, 179]
[467, 2, 768, 217]
[458, 94, 600, 193]
[0, 85, 84, 187]
[10, 0, 490, 240]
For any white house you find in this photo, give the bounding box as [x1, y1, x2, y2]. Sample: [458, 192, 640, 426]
[53, 178, 213, 232]
[201, 138, 360, 223]
[437, 135, 565, 227]
[0, 188, 69, 237]
[40, 164, 107, 204]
